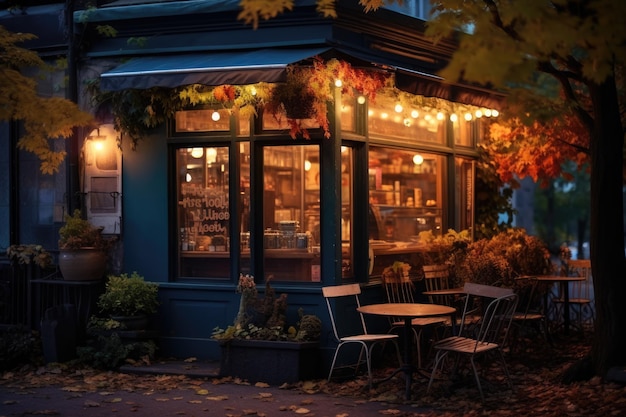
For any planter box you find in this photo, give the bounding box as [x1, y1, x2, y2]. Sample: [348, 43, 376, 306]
[219, 339, 320, 385]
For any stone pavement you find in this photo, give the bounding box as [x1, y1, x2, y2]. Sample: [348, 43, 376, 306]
[0, 360, 431, 417]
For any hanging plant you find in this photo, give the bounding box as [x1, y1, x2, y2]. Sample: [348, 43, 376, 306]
[265, 57, 390, 139]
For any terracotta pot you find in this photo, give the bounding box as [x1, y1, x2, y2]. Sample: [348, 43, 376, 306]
[58, 248, 106, 281]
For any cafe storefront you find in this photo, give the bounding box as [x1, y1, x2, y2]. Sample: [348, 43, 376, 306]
[75, 0, 503, 361]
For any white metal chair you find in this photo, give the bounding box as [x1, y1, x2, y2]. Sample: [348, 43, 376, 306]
[553, 259, 594, 330]
[427, 282, 519, 401]
[381, 271, 446, 368]
[322, 283, 402, 389]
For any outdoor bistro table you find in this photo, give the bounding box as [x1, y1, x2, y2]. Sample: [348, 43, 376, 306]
[535, 275, 586, 335]
[357, 303, 456, 400]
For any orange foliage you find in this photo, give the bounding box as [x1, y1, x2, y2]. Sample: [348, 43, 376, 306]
[213, 85, 237, 102]
[486, 115, 590, 187]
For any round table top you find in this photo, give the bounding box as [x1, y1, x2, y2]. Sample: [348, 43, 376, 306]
[535, 275, 586, 282]
[422, 287, 465, 296]
[358, 303, 456, 318]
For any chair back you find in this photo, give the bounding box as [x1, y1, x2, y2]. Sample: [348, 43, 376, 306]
[322, 284, 368, 340]
[459, 283, 518, 349]
[381, 271, 417, 326]
[423, 264, 451, 305]
[514, 276, 543, 319]
[567, 259, 593, 301]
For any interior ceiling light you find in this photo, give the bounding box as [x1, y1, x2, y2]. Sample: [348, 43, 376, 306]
[191, 148, 204, 158]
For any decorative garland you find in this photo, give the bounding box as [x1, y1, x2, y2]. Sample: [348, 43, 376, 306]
[90, 57, 494, 147]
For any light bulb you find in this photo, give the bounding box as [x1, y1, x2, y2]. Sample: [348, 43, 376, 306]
[334, 79, 343, 87]
[357, 95, 366, 104]
[464, 113, 473, 121]
[475, 110, 483, 118]
[395, 104, 403, 113]
[304, 160, 312, 171]
[436, 112, 444, 120]
[449, 114, 458, 122]
[410, 110, 419, 118]
[413, 154, 424, 165]
[211, 111, 221, 121]
[492, 109, 499, 117]
[191, 147, 204, 158]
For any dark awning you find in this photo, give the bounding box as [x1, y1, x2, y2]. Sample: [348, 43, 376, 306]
[99, 47, 331, 92]
[395, 68, 506, 110]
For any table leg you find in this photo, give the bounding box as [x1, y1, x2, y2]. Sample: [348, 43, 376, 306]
[402, 318, 413, 400]
[562, 282, 571, 335]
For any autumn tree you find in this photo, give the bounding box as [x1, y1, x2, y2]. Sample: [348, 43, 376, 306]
[238, 1, 626, 376]
[0, 25, 92, 174]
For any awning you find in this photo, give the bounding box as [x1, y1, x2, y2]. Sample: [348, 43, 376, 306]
[100, 46, 505, 109]
[99, 47, 331, 92]
[395, 68, 506, 109]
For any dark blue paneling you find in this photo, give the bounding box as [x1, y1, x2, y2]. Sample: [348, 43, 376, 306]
[121, 130, 169, 282]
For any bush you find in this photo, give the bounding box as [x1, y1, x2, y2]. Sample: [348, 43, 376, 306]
[0, 325, 41, 370]
[97, 272, 159, 317]
[457, 228, 552, 288]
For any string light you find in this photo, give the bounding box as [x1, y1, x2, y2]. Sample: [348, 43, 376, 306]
[334, 79, 343, 88]
[211, 111, 221, 121]
[464, 113, 473, 121]
[394, 103, 403, 113]
[357, 95, 366, 104]
[410, 110, 419, 118]
[449, 114, 458, 122]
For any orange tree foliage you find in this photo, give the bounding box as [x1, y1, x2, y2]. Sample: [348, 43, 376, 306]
[486, 115, 590, 188]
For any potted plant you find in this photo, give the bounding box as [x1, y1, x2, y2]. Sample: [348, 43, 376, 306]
[212, 274, 322, 384]
[96, 271, 160, 330]
[58, 209, 110, 281]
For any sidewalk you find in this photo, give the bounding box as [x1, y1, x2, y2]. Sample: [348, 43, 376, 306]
[0, 360, 431, 417]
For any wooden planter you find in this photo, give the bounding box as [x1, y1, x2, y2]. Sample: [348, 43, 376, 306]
[219, 339, 320, 385]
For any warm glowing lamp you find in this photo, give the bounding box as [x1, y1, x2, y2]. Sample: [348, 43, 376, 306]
[413, 154, 424, 165]
[211, 111, 221, 121]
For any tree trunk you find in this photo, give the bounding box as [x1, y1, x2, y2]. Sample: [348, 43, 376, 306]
[588, 76, 626, 375]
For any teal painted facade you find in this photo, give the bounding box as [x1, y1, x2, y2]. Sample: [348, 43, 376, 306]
[2, 1, 503, 371]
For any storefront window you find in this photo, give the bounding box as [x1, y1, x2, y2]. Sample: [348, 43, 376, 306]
[174, 108, 250, 136]
[341, 146, 354, 278]
[452, 113, 474, 147]
[262, 145, 320, 281]
[368, 146, 444, 276]
[176, 146, 231, 278]
[368, 95, 445, 144]
[455, 157, 474, 234]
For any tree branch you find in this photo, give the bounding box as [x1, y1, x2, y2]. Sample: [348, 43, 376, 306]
[537, 60, 594, 132]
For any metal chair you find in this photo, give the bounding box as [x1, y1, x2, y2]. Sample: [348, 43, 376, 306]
[322, 283, 402, 389]
[381, 271, 446, 368]
[510, 276, 550, 349]
[427, 282, 519, 402]
[553, 259, 594, 330]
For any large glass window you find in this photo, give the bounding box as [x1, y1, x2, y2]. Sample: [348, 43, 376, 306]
[176, 146, 231, 278]
[262, 145, 320, 282]
[368, 146, 444, 276]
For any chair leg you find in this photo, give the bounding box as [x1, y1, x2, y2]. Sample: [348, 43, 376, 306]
[327, 344, 343, 382]
[427, 349, 448, 394]
[469, 356, 485, 402]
